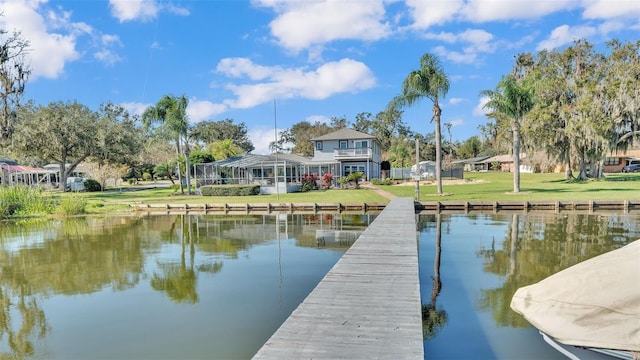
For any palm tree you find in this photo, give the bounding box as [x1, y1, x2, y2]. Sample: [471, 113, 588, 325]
[208, 138, 242, 160]
[390, 53, 449, 194]
[142, 94, 192, 194]
[480, 75, 534, 193]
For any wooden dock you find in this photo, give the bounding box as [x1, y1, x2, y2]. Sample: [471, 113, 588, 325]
[130, 200, 640, 215]
[252, 197, 423, 359]
[417, 199, 640, 213]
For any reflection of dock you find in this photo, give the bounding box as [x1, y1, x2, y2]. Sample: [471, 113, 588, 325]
[253, 197, 422, 359]
[315, 230, 362, 247]
[132, 202, 386, 214]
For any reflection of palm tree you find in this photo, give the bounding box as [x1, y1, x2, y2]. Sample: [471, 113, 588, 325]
[151, 215, 200, 303]
[0, 286, 50, 358]
[422, 214, 447, 340]
[477, 214, 530, 327]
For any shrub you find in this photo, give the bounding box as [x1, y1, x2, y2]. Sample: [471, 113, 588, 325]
[300, 173, 319, 192]
[322, 173, 333, 189]
[200, 185, 260, 196]
[56, 194, 87, 215]
[0, 186, 52, 218]
[142, 172, 152, 181]
[83, 179, 102, 192]
[372, 178, 392, 186]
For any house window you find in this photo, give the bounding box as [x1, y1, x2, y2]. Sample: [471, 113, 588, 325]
[355, 140, 368, 148]
[339, 140, 348, 149]
[604, 157, 619, 166]
[316, 141, 323, 151]
[344, 165, 365, 176]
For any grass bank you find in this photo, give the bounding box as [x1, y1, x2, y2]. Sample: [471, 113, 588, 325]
[47, 171, 640, 215]
[384, 172, 640, 201]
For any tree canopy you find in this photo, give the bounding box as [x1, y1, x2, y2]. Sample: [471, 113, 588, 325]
[13, 101, 142, 191]
[192, 118, 254, 153]
[0, 21, 31, 148]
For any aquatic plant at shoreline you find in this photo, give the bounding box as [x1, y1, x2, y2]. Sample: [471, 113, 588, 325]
[55, 194, 88, 215]
[0, 185, 53, 219]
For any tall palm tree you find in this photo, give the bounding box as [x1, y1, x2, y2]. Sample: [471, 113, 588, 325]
[480, 75, 534, 193]
[142, 94, 192, 194]
[390, 53, 449, 194]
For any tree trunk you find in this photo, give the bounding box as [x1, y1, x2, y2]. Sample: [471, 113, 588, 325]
[512, 119, 521, 193]
[185, 146, 192, 195]
[432, 214, 442, 303]
[175, 138, 184, 194]
[433, 104, 443, 194]
[58, 159, 67, 192]
[565, 146, 574, 179]
[509, 214, 519, 277]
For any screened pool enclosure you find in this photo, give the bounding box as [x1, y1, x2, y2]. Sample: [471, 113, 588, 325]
[194, 154, 339, 194]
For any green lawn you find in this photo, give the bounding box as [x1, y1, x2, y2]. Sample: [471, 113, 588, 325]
[56, 171, 640, 215]
[383, 171, 640, 201]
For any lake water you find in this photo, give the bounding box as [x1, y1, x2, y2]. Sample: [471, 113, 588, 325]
[2, 211, 638, 359]
[417, 212, 640, 359]
[0, 213, 374, 359]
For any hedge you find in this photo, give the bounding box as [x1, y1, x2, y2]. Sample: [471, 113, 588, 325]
[200, 184, 260, 196]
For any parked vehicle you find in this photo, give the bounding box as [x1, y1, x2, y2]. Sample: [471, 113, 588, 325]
[622, 163, 640, 172]
[66, 177, 85, 191]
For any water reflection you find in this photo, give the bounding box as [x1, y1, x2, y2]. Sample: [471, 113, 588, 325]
[418, 212, 640, 359]
[421, 214, 447, 340]
[0, 213, 374, 359]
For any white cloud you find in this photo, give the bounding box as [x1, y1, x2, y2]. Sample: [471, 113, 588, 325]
[407, 0, 463, 28]
[536, 24, 597, 50]
[109, 0, 158, 22]
[423, 31, 458, 43]
[93, 34, 123, 66]
[449, 98, 464, 105]
[460, 0, 579, 22]
[426, 29, 495, 64]
[217, 58, 376, 109]
[473, 96, 490, 116]
[120, 101, 149, 116]
[0, 0, 80, 80]
[249, 126, 283, 155]
[254, 0, 391, 52]
[186, 99, 227, 122]
[434, 45, 478, 64]
[582, 0, 640, 19]
[216, 58, 277, 80]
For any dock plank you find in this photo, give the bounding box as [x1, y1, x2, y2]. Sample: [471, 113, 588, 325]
[252, 197, 423, 360]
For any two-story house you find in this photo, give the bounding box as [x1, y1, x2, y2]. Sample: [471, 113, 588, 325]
[310, 128, 382, 180]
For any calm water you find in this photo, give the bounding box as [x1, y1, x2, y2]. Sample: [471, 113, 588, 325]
[3, 212, 638, 359]
[418, 212, 640, 359]
[0, 213, 374, 359]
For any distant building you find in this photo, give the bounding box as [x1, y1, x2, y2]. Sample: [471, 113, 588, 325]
[603, 149, 640, 173]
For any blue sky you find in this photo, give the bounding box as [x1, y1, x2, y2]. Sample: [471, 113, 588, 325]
[2, 0, 639, 154]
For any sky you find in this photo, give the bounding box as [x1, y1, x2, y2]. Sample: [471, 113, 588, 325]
[2, 0, 639, 154]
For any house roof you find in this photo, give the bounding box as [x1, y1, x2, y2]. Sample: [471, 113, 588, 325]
[453, 156, 491, 164]
[1, 164, 51, 174]
[0, 158, 18, 165]
[481, 153, 526, 163]
[198, 153, 314, 168]
[310, 128, 376, 141]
